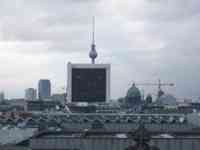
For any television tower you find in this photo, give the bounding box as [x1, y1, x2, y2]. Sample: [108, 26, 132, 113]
[89, 16, 98, 64]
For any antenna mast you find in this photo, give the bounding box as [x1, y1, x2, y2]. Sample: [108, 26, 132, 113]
[92, 16, 95, 45]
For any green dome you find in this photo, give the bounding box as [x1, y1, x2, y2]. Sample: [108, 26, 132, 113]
[126, 84, 141, 98]
[125, 83, 141, 106]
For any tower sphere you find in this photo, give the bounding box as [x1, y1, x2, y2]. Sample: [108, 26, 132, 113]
[89, 44, 98, 64]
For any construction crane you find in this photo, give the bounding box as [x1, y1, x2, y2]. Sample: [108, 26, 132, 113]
[134, 79, 174, 99]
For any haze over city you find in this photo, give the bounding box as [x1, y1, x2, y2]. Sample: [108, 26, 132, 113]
[0, 0, 200, 99]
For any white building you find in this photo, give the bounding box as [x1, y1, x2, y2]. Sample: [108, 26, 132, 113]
[25, 88, 37, 101]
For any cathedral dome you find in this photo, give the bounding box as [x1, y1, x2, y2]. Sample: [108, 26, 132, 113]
[125, 84, 141, 105]
[126, 84, 141, 98]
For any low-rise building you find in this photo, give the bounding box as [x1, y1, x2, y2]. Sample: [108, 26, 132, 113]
[26, 100, 60, 112]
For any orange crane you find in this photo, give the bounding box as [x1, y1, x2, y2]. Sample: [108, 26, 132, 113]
[134, 79, 174, 99]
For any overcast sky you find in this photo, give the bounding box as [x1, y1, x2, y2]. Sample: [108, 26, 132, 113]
[0, 0, 200, 100]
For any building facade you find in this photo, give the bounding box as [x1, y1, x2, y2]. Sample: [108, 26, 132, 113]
[38, 79, 51, 100]
[67, 63, 110, 103]
[25, 88, 37, 101]
[30, 126, 200, 150]
[26, 100, 59, 112]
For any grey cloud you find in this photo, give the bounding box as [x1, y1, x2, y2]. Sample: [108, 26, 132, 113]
[125, 0, 200, 22]
[0, 0, 101, 55]
[0, 0, 200, 99]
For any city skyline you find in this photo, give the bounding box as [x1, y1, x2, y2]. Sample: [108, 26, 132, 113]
[0, 0, 200, 99]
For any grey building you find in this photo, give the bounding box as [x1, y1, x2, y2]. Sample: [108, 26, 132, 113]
[25, 88, 37, 101]
[26, 100, 59, 112]
[0, 92, 5, 101]
[38, 79, 51, 100]
[51, 93, 66, 106]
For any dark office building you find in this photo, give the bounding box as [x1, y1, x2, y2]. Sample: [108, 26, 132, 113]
[38, 79, 51, 100]
[67, 63, 110, 103]
[72, 68, 106, 102]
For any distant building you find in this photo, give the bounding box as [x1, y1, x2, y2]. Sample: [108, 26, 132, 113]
[0, 98, 26, 112]
[25, 88, 37, 101]
[67, 103, 97, 113]
[0, 91, 5, 101]
[125, 83, 142, 107]
[38, 79, 51, 100]
[51, 93, 66, 106]
[157, 94, 177, 106]
[26, 100, 60, 112]
[8, 98, 26, 111]
[145, 94, 153, 104]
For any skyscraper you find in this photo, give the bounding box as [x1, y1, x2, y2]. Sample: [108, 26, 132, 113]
[38, 79, 51, 100]
[25, 88, 37, 101]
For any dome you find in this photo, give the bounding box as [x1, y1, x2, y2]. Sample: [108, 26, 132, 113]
[146, 94, 153, 104]
[126, 84, 141, 98]
[125, 84, 141, 105]
[157, 94, 177, 106]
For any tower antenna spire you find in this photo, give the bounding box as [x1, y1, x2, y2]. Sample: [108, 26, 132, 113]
[92, 16, 95, 44]
[89, 16, 98, 64]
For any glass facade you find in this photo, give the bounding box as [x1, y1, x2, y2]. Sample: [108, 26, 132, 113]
[38, 79, 51, 100]
[72, 68, 106, 102]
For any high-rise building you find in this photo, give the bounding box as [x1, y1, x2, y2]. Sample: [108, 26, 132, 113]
[67, 63, 110, 103]
[0, 92, 5, 101]
[38, 79, 51, 100]
[25, 88, 37, 101]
